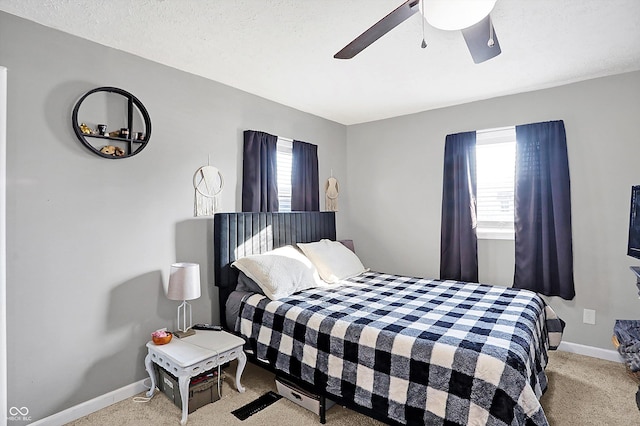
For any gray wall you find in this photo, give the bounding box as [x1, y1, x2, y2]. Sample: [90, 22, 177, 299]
[345, 70, 640, 351]
[0, 12, 347, 422]
[1, 66, 7, 426]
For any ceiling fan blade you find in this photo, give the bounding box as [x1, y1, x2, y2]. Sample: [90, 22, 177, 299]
[461, 15, 501, 64]
[334, 0, 420, 59]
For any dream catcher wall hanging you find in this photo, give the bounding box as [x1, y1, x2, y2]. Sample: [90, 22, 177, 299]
[193, 163, 224, 216]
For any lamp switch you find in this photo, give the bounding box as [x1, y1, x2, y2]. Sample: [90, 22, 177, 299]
[583, 309, 596, 325]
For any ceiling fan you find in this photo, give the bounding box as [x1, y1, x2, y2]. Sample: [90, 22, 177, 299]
[334, 0, 501, 64]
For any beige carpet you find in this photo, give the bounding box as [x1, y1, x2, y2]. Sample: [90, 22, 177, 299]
[67, 351, 639, 425]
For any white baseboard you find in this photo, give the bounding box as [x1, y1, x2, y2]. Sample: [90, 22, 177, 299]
[28, 341, 623, 425]
[29, 379, 149, 426]
[557, 341, 624, 363]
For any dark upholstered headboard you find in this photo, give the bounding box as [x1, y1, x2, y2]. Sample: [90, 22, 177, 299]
[213, 212, 336, 329]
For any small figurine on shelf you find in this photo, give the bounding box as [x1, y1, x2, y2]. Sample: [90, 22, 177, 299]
[79, 123, 92, 134]
[100, 145, 116, 155]
[108, 130, 120, 138]
[100, 145, 126, 157]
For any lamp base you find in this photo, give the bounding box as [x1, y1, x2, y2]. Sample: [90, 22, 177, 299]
[173, 328, 196, 338]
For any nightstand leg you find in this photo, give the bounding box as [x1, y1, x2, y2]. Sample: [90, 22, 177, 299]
[217, 365, 221, 398]
[178, 375, 190, 425]
[144, 354, 156, 398]
[235, 351, 246, 393]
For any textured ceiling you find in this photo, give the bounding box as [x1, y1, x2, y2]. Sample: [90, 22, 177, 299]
[1, 0, 639, 125]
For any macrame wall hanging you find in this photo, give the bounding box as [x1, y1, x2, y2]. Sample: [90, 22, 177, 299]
[325, 170, 339, 212]
[193, 161, 224, 217]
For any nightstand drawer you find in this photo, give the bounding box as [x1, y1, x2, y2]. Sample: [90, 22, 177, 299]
[217, 347, 241, 364]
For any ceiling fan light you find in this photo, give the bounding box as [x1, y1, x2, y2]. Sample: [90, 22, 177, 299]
[422, 0, 497, 31]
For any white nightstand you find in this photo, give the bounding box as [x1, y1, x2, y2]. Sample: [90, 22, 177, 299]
[144, 330, 246, 425]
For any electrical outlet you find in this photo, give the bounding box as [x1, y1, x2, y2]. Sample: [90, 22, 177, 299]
[583, 309, 596, 325]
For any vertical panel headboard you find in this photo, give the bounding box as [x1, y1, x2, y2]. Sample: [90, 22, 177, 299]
[213, 212, 336, 329]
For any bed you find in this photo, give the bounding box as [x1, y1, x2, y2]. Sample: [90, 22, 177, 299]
[213, 212, 560, 426]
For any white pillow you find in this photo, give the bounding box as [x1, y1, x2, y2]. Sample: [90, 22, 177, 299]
[231, 246, 323, 300]
[298, 239, 367, 283]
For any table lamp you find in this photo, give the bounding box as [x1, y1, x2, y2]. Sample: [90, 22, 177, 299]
[167, 262, 201, 338]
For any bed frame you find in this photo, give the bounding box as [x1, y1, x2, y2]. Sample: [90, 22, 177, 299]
[212, 212, 552, 426]
[213, 211, 341, 423]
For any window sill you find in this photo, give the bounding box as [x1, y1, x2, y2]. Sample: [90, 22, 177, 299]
[477, 229, 514, 240]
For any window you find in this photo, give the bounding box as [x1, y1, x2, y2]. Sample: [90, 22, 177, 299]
[476, 126, 516, 239]
[276, 138, 293, 212]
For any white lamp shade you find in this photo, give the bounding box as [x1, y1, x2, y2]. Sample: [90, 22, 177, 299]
[422, 0, 497, 31]
[167, 262, 201, 301]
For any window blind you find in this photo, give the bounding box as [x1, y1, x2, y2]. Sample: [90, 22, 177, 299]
[476, 126, 516, 237]
[276, 138, 293, 212]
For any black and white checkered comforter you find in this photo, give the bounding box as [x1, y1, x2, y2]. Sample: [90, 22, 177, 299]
[237, 271, 555, 426]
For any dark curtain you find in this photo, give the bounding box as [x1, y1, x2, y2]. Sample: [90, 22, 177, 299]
[440, 131, 478, 282]
[241, 130, 279, 212]
[291, 140, 319, 211]
[514, 120, 575, 299]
